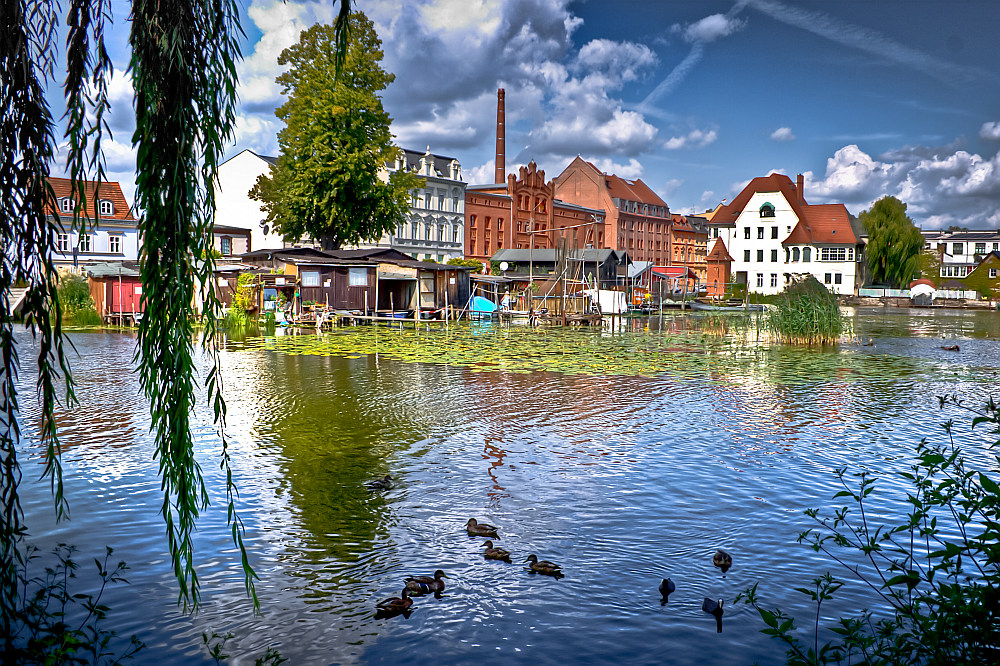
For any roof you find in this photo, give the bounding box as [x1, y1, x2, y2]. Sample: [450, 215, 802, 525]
[604, 172, 668, 209]
[785, 203, 857, 245]
[325, 247, 416, 263]
[652, 266, 699, 280]
[910, 278, 936, 288]
[706, 237, 734, 263]
[627, 260, 654, 279]
[85, 261, 141, 278]
[711, 174, 807, 225]
[47, 177, 135, 220]
[490, 248, 628, 264]
[391, 148, 462, 181]
[212, 224, 252, 235]
[240, 247, 330, 261]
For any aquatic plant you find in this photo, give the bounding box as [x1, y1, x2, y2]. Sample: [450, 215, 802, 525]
[766, 277, 848, 345]
[57, 273, 102, 326]
[739, 395, 1000, 664]
[8, 544, 143, 664]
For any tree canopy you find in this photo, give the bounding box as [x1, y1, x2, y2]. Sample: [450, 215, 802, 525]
[860, 195, 924, 288]
[251, 12, 421, 250]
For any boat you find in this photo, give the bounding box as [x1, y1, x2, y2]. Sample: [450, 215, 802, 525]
[689, 301, 765, 312]
[470, 296, 498, 320]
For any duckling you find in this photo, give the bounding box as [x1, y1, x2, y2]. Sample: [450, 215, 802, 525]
[367, 474, 393, 490]
[863, 337, 874, 346]
[524, 554, 563, 578]
[712, 549, 732, 573]
[658, 577, 676, 602]
[482, 540, 511, 562]
[702, 597, 724, 633]
[404, 569, 447, 595]
[465, 518, 499, 538]
[375, 588, 412, 618]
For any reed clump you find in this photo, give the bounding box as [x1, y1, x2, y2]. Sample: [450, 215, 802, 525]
[766, 277, 847, 345]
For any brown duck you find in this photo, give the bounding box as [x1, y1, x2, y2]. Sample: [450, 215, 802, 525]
[465, 518, 499, 537]
[482, 540, 511, 562]
[375, 588, 412, 616]
[404, 569, 447, 595]
[524, 554, 563, 578]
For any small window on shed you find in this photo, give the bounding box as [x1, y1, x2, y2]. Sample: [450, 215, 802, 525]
[759, 202, 775, 218]
[349, 268, 367, 286]
[302, 271, 320, 287]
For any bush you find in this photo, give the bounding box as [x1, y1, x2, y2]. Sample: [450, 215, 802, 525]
[766, 276, 847, 345]
[58, 273, 102, 325]
[739, 395, 1000, 664]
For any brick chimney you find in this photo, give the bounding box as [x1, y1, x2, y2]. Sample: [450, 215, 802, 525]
[495, 88, 505, 184]
[796, 173, 804, 204]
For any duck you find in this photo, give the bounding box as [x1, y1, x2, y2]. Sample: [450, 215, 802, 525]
[863, 337, 875, 347]
[713, 549, 732, 573]
[367, 474, 393, 490]
[524, 554, 563, 578]
[465, 518, 499, 538]
[375, 588, 412, 616]
[941, 344, 960, 351]
[703, 597, 724, 632]
[658, 578, 676, 601]
[404, 569, 447, 595]
[482, 540, 511, 562]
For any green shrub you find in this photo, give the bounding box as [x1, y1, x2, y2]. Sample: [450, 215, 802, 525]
[739, 395, 1000, 664]
[766, 277, 847, 345]
[58, 273, 102, 325]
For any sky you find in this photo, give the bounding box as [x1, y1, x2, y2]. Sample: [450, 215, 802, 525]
[56, 0, 1000, 229]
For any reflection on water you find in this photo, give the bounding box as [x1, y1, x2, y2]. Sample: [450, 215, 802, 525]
[12, 308, 1000, 664]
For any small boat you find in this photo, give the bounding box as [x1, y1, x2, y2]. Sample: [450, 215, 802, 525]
[470, 296, 498, 320]
[689, 301, 764, 312]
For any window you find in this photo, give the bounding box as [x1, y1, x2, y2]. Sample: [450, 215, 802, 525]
[57, 233, 70, 252]
[99, 200, 114, 216]
[759, 203, 775, 218]
[424, 224, 431, 240]
[348, 268, 367, 286]
[848, 247, 855, 261]
[994, 243, 999, 251]
[743, 249, 750, 262]
[834, 273, 842, 285]
[757, 249, 764, 262]
[757, 227, 764, 239]
[771, 226, 778, 239]
[990, 268, 998, 278]
[302, 271, 320, 287]
[820, 247, 847, 262]
[220, 237, 231, 255]
[744, 227, 751, 239]
[953, 243, 964, 255]
[824, 273, 831, 284]
[770, 249, 778, 262]
[792, 247, 800, 261]
[803, 247, 811, 262]
[770, 273, 778, 287]
[109, 235, 121, 254]
[60, 198, 72, 213]
[78, 233, 91, 252]
[470, 214, 477, 227]
[975, 242, 987, 254]
[756, 273, 764, 287]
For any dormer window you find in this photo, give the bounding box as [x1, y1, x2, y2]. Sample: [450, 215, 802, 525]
[60, 198, 72, 213]
[759, 202, 775, 218]
[100, 200, 114, 216]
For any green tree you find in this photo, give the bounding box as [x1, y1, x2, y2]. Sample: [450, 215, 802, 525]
[251, 13, 421, 250]
[860, 196, 924, 288]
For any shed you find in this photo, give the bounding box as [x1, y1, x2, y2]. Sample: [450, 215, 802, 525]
[86, 262, 143, 324]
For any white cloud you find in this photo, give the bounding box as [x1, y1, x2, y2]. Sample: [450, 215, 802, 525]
[674, 14, 747, 43]
[587, 157, 644, 180]
[980, 121, 1000, 140]
[464, 161, 495, 185]
[770, 127, 795, 142]
[664, 128, 717, 150]
[700, 190, 716, 202]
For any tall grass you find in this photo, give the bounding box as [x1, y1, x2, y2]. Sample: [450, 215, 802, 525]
[766, 277, 848, 345]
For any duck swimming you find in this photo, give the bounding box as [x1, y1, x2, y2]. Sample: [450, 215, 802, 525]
[465, 518, 499, 537]
[941, 344, 960, 351]
[375, 588, 412, 618]
[659, 578, 676, 601]
[367, 474, 393, 490]
[713, 549, 732, 573]
[703, 597, 724, 633]
[404, 569, 447, 595]
[524, 554, 563, 578]
[482, 540, 512, 562]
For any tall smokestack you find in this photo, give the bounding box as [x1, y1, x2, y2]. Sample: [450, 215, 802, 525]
[495, 88, 505, 184]
[797, 173, 804, 204]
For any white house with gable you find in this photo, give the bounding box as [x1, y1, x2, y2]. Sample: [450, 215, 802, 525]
[707, 174, 862, 295]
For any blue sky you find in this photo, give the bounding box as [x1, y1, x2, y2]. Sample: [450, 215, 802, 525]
[65, 0, 1000, 229]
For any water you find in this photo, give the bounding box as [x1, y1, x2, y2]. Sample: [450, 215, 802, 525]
[11, 307, 1000, 665]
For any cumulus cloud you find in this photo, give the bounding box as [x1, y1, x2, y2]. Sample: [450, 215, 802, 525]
[664, 128, 717, 150]
[673, 14, 747, 43]
[770, 127, 795, 142]
[980, 121, 1000, 140]
[587, 157, 644, 180]
[803, 143, 1000, 228]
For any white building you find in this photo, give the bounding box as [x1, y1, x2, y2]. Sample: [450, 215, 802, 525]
[353, 147, 466, 262]
[921, 229, 1000, 279]
[707, 174, 861, 295]
[48, 177, 141, 269]
[213, 149, 308, 251]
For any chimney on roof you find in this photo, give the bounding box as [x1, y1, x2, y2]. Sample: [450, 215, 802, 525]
[495, 88, 505, 184]
[797, 173, 804, 204]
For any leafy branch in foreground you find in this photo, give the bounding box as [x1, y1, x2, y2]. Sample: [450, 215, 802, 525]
[739, 395, 1000, 665]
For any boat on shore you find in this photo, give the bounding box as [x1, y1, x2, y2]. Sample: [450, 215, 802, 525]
[689, 301, 765, 312]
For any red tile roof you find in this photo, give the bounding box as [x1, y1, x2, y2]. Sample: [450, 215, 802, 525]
[706, 237, 734, 262]
[46, 177, 135, 220]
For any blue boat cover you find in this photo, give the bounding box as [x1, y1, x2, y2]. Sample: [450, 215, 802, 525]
[471, 296, 497, 313]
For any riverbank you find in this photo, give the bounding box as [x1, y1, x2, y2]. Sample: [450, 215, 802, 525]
[841, 295, 998, 309]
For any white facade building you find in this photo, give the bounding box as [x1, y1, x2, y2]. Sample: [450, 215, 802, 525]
[922, 229, 1000, 279]
[47, 177, 141, 269]
[353, 147, 466, 262]
[708, 174, 861, 295]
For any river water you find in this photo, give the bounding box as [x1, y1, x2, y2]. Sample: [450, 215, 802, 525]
[12, 307, 1000, 665]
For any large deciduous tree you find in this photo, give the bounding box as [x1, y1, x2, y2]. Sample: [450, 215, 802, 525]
[860, 195, 924, 288]
[251, 12, 421, 250]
